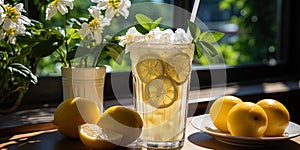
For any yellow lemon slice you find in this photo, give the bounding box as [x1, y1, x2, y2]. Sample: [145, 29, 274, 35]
[78, 123, 123, 149]
[136, 58, 164, 83]
[145, 77, 178, 109]
[165, 53, 191, 84]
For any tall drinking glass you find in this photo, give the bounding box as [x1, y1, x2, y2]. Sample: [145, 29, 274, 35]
[129, 43, 194, 149]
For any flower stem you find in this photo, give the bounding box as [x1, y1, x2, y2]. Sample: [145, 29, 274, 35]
[64, 15, 71, 67]
[56, 50, 67, 66]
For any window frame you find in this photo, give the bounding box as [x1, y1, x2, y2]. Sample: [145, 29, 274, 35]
[8, 0, 300, 111]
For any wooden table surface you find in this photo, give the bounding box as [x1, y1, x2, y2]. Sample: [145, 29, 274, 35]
[1, 116, 300, 150]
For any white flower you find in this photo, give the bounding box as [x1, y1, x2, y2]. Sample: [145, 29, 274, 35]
[78, 6, 111, 44]
[15, 4, 31, 25]
[0, 3, 30, 29]
[118, 27, 144, 53]
[0, 7, 5, 25]
[95, 0, 131, 19]
[0, 0, 4, 22]
[0, 2, 30, 44]
[45, 0, 74, 20]
[88, 6, 111, 27]
[0, 23, 24, 44]
[78, 15, 111, 44]
[7, 30, 17, 44]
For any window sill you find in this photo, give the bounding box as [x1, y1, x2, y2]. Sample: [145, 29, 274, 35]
[1, 78, 300, 136]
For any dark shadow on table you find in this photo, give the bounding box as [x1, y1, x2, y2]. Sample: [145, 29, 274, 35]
[188, 132, 300, 150]
[0, 130, 131, 150]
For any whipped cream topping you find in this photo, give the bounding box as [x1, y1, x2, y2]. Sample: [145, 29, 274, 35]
[118, 27, 193, 53]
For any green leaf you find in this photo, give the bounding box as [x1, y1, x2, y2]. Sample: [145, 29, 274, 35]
[67, 28, 77, 36]
[200, 41, 218, 57]
[200, 31, 224, 43]
[135, 14, 153, 31]
[134, 24, 149, 34]
[100, 43, 123, 65]
[31, 36, 63, 58]
[188, 21, 201, 42]
[13, 41, 39, 61]
[194, 41, 203, 59]
[29, 20, 44, 29]
[106, 43, 123, 65]
[151, 17, 162, 29]
[107, 47, 123, 65]
[9, 63, 38, 84]
[0, 51, 4, 60]
[97, 50, 109, 65]
[158, 24, 174, 31]
[0, 41, 13, 52]
[66, 46, 76, 61]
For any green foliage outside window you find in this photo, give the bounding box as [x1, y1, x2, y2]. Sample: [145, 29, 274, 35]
[4, 0, 281, 75]
[217, 0, 279, 66]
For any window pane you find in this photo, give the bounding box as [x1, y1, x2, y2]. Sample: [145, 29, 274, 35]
[196, 0, 281, 66]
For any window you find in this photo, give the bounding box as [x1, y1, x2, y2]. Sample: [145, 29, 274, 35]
[32, 0, 289, 76]
[2, 0, 299, 110]
[190, 0, 296, 85]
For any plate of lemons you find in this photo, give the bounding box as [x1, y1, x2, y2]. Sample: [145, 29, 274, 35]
[192, 114, 300, 147]
[191, 96, 300, 147]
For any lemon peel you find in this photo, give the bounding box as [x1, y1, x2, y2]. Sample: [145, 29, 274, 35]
[209, 96, 243, 132]
[227, 102, 268, 137]
[97, 106, 143, 146]
[257, 99, 290, 136]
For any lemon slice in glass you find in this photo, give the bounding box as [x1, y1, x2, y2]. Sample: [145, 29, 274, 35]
[165, 53, 191, 84]
[145, 77, 178, 109]
[78, 123, 123, 149]
[136, 58, 164, 83]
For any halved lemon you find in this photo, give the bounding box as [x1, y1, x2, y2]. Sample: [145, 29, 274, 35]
[136, 58, 164, 83]
[78, 123, 123, 149]
[165, 53, 191, 84]
[145, 77, 178, 109]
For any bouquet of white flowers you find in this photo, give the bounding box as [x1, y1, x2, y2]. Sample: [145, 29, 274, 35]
[43, 0, 131, 68]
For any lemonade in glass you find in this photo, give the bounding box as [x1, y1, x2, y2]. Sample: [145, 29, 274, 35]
[127, 27, 194, 148]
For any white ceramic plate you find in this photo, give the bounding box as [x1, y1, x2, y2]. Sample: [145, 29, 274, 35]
[191, 114, 300, 147]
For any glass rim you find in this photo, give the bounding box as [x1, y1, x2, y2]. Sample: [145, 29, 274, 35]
[127, 42, 194, 48]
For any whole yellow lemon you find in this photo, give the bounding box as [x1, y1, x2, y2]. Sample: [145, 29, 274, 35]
[257, 99, 290, 136]
[53, 97, 101, 138]
[97, 106, 143, 146]
[209, 96, 243, 132]
[227, 102, 268, 137]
